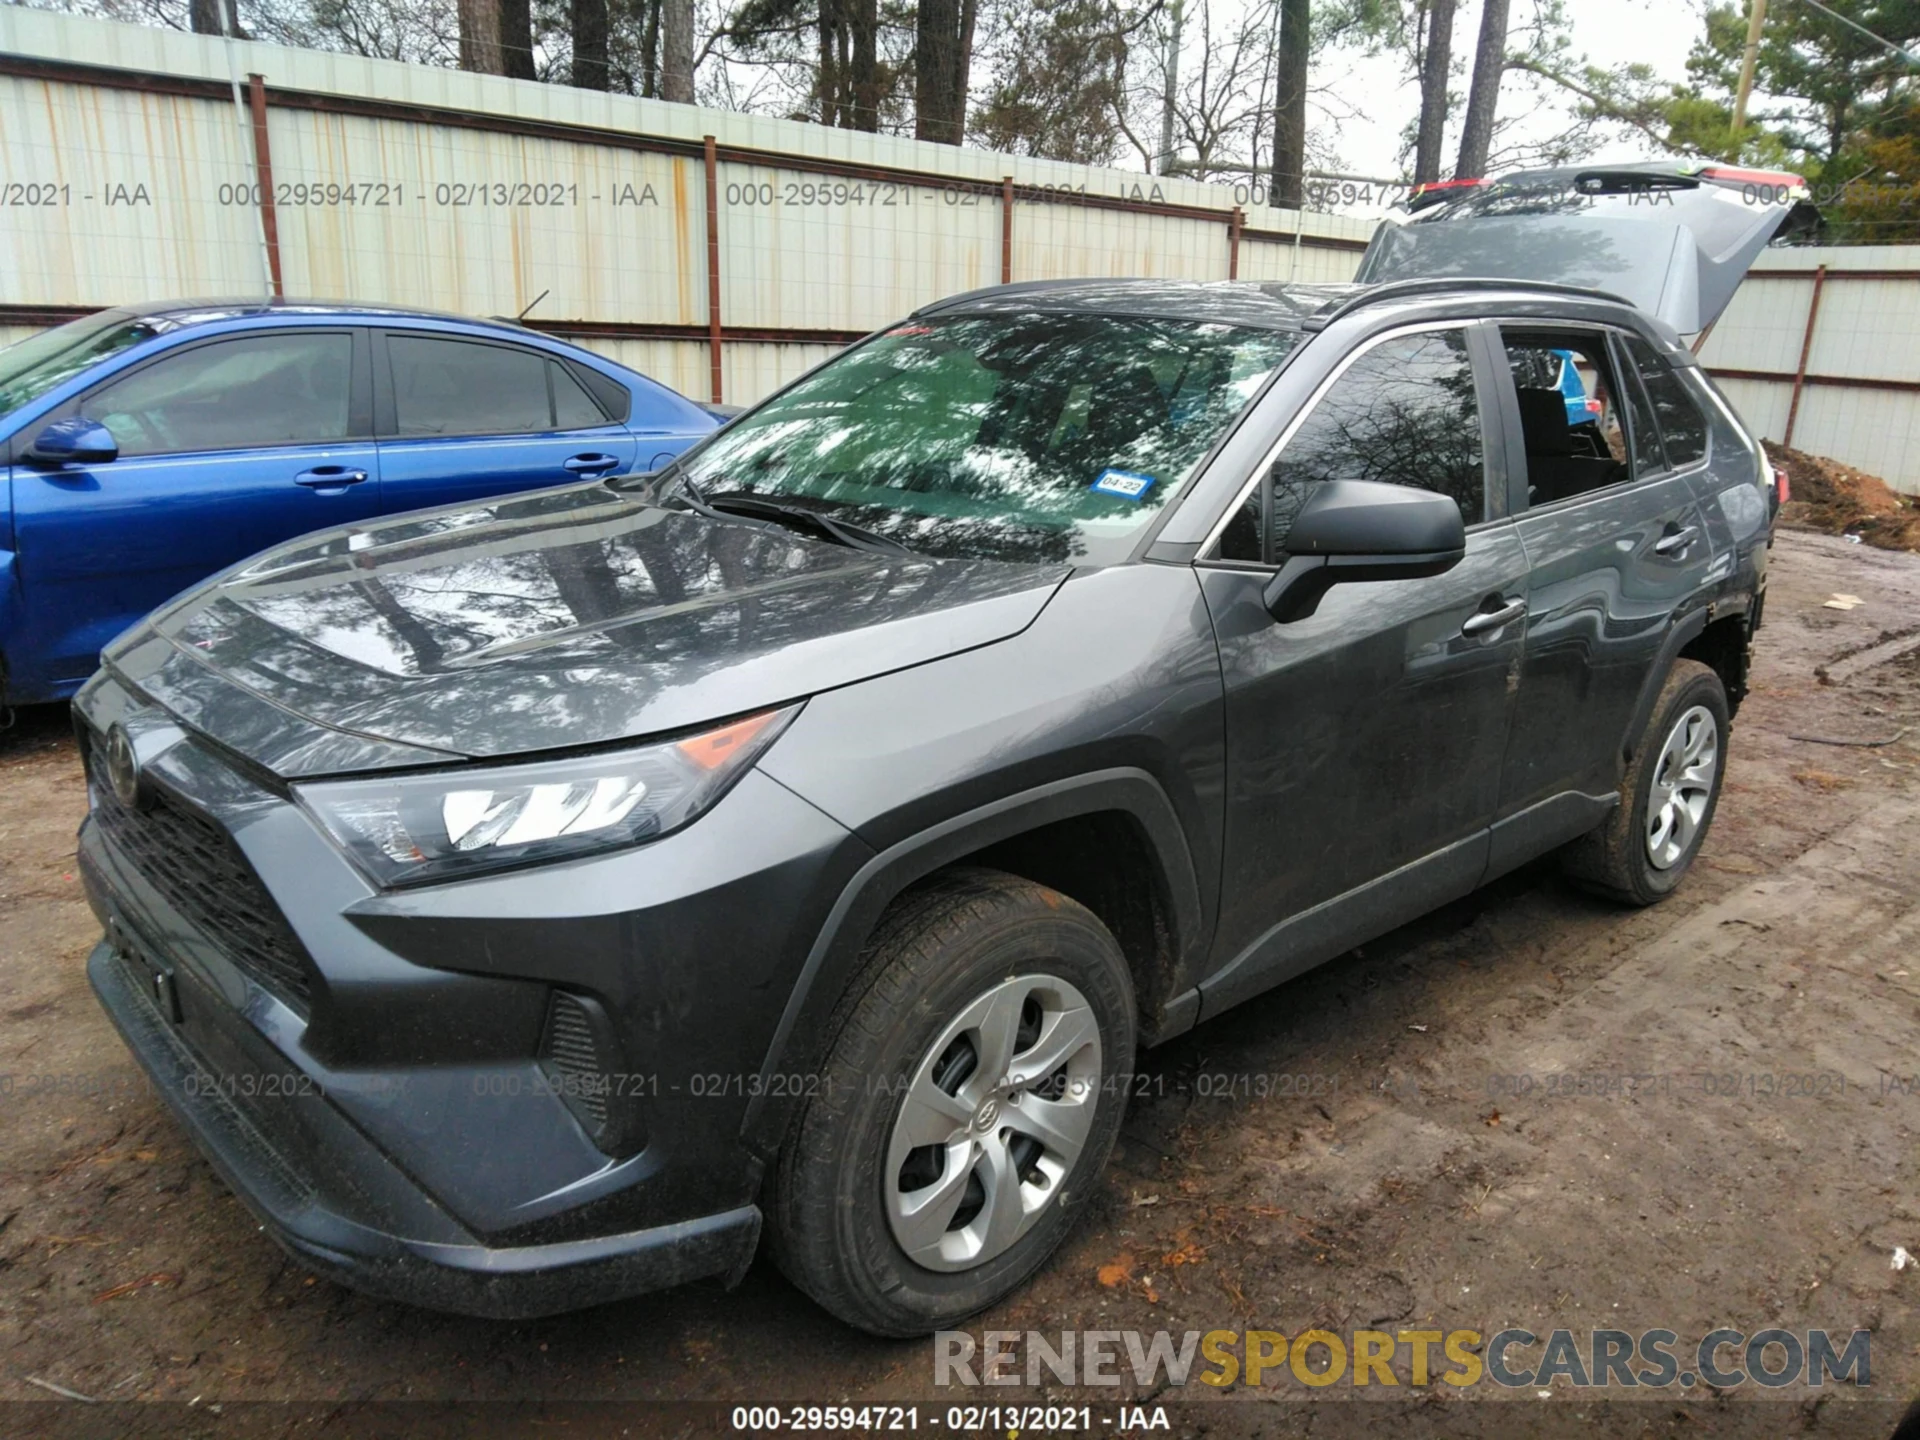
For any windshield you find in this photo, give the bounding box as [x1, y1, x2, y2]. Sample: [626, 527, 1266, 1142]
[0, 311, 159, 415]
[658, 312, 1300, 565]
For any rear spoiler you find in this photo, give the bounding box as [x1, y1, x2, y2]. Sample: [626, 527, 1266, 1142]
[1405, 178, 1487, 213]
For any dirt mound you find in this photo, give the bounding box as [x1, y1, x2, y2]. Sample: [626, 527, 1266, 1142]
[1766, 441, 1920, 552]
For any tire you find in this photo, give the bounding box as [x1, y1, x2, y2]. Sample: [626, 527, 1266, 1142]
[1561, 659, 1730, 906]
[766, 867, 1136, 1336]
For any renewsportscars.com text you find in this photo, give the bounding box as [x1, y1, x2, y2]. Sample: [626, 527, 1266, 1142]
[935, 1327, 1871, 1389]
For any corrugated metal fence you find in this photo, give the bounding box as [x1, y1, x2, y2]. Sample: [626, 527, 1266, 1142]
[1697, 247, 1920, 493]
[0, 8, 1370, 406]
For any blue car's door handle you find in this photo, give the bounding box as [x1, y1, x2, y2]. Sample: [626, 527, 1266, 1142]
[294, 466, 370, 488]
[563, 453, 622, 475]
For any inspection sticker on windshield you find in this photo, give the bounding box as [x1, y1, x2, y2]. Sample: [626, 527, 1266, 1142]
[1090, 469, 1157, 501]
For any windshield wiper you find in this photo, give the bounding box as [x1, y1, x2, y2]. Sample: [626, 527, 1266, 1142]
[699, 491, 916, 556]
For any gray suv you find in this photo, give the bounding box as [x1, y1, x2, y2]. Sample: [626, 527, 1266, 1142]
[77, 165, 1799, 1335]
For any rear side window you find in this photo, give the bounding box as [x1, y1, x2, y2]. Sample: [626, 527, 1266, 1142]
[1624, 335, 1709, 468]
[551, 360, 610, 429]
[90, 332, 353, 456]
[389, 336, 550, 437]
[1218, 328, 1484, 562]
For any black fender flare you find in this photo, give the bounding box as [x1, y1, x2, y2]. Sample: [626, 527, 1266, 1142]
[737, 767, 1206, 1156]
[1620, 606, 1709, 766]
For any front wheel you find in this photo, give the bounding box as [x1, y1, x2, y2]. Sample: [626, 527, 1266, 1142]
[767, 868, 1136, 1336]
[1562, 658, 1730, 906]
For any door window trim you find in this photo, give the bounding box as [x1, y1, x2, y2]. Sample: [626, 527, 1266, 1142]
[1606, 329, 1671, 479]
[1195, 318, 1505, 566]
[1616, 329, 1715, 479]
[69, 326, 373, 456]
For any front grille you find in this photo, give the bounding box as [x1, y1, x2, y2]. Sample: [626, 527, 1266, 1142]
[85, 736, 315, 1013]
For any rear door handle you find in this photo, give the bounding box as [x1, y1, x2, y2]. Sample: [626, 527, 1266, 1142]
[294, 466, 369, 488]
[1462, 597, 1527, 636]
[563, 453, 621, 475]
[1654, 525, 1699, 556]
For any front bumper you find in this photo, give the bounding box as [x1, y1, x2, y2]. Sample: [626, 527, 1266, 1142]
[91, 939, 759, 1318]
[73, 671, 874, 1317]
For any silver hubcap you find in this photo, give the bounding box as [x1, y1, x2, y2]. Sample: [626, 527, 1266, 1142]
[884, 973, 1102, 1273]
[1646, 704, 1718, 870]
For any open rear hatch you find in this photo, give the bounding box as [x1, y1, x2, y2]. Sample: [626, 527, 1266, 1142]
[1356, 164, 1820, 334]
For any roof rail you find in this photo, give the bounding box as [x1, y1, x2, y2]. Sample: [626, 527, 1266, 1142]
[913, 278, 1117, 316]
[1301, 276, 1639, 331]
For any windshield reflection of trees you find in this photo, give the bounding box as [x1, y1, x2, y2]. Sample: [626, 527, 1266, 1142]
[675, 313, 1297, 566]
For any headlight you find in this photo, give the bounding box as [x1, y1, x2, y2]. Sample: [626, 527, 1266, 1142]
[296, 706, 798, 887]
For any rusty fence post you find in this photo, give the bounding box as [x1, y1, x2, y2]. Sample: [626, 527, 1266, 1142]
[704, 136, 724, 405]
[246, 74, 284, 298]
[1001, 177, 1014, 285]
[1783, 264, 1827, 449]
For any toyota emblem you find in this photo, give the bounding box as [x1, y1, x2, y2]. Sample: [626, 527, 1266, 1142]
[105, 724, 146, 810]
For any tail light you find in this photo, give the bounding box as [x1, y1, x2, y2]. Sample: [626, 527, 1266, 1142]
[1406, 177, 1487, 212]
[1772, 465, 1790, 505]
[1701, 165, 1808, 193]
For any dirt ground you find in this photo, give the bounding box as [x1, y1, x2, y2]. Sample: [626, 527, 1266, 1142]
[1768, 442, 1920, 552]
[3, 527, 1919, 1438]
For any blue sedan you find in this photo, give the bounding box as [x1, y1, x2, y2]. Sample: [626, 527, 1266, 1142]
[0, 301, 721, 707]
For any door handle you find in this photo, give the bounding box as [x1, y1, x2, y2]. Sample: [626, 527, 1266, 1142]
[563, 453, 621, 475]
[1654, 525, 1699, 556]
[294, 466, 369, 488]
[1462, 597, 1527, 636]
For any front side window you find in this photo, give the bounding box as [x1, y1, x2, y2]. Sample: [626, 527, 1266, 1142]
[1624, 334, 1709, 468]
[390, 336, 551, 437]
[89, 332, 353, 457]
[1218, 328, 1485, 562]
[652, 312, 1300, 565]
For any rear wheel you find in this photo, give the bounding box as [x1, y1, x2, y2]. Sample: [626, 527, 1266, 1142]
[767, 868, 1135, 1336]
[1562, 659, 1729, 906]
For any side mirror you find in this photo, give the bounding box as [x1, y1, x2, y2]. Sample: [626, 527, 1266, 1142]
[1263, 479, 1467, 623]
[26, 416, 119, 466]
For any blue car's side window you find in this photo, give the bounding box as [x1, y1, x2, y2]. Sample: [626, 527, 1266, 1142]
[90, 333, 354, 456]
[551, 360, 612, 430]
[390, 336, 550, 437]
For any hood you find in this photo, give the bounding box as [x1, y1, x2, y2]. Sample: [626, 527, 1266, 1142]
[1356, 164, 1819, 334]
[108, 483, 1068, 776]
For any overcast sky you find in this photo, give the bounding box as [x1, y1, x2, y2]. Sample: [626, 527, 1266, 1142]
[1298, 0, 1712, 212]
